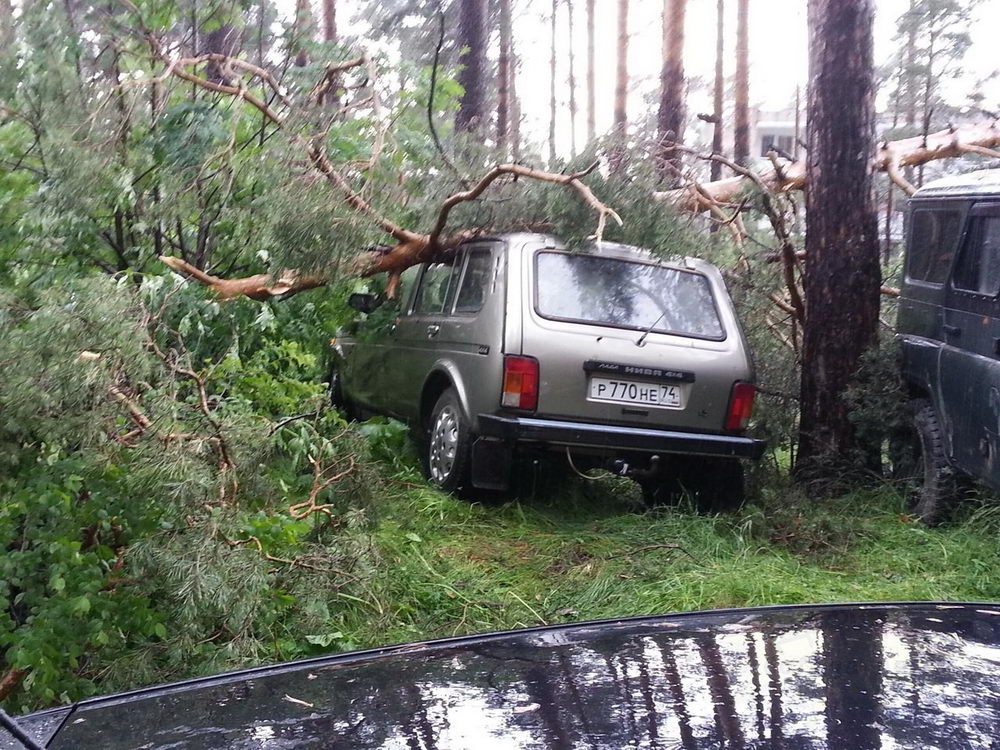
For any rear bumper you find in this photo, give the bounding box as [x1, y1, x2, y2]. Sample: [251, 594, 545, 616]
[477, 414, 766, 460]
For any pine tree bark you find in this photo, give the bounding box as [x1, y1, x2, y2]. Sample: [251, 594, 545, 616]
[204, 23, 241, 82]
[511, 46, 522, 158]
[455, 0, 488, 132]
[1, 0, 14, 53]
[734, 0, 750, 164]
[322, 0, 337, 42]
[711, 0, 725, 181]
[567, 0, 578, 158]
[797, 0, 882, 476]
[292, 0, 315, 67]
[614, 0, 629, 135]
[657, 0, 687, 177]
[549, 0, 558, 163]
[586, 0, 596, 142]
[497, 0, 513, 155]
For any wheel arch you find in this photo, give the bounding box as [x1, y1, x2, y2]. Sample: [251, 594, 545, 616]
[419, 362, 473, 431]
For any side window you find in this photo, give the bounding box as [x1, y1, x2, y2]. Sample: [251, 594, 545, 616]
[952, 214, 1000, 295]
[907, 209, 961, 284]
[413, 260, 460, 314]
[454, 250, 494, 314]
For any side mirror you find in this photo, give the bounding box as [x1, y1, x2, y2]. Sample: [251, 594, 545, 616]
[347, 293, 382, 314]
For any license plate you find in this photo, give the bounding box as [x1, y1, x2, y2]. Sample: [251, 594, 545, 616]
[588, 377, 686, 409]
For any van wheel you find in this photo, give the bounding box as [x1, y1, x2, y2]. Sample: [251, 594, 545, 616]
[424, 389, 472, 493]
[641, 457, 745, 513]
[899, 399, 958, 525]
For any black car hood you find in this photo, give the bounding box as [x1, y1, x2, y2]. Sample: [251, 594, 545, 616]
[6, 602, 1000, 749]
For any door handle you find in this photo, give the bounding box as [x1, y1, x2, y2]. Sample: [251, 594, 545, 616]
[943, 324, 962, 337]
[426, 324, 440, 338]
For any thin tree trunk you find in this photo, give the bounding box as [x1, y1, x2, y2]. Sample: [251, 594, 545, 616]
[455, 0, 488, 132]
[797, 0, 881, 476]
[567, 0, 578, 158]
[711, 0, 725, 181]
[497, 0, 513, 155]
[549, 0, 558, 164]
[657, 0, 687, 177]
[511, 46, 522, 158]
[614, 0, 629, 135]
[734, 0, 750, 164]
[586, 0, 596, 142]
[293, 0, 314, 67]
[0, 0, 12, 53]
[322, 0, 336, 42]
[903, 0, 917, 186]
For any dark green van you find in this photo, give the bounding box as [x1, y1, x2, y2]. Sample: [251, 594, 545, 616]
[898, 169, 1000, 522]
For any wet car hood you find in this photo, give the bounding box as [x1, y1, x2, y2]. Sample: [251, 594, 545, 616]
[5, 602, 1000, 749]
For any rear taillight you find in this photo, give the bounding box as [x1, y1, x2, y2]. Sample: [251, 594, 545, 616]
[501, 355, 539, 411]
[725, 382, 756, 431]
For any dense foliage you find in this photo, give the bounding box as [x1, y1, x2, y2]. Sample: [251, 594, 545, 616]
[0, 0, 985, 714]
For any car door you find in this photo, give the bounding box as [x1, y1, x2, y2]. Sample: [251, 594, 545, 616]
[341, 266, 420, 414]
[385, 256, 463, 421]
[939, 202, 1000, 484]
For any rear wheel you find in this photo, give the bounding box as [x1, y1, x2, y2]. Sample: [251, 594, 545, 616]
[895, 398, 959, 525]
[424, 389, 472, 493]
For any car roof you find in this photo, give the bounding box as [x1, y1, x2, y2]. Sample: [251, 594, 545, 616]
[913, 168, 1000, 199]
[7, 601, 1000, 749]
[480, 233, 719, 275]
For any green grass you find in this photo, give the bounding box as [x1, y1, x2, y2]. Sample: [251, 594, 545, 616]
[328, 474, 1000, 651]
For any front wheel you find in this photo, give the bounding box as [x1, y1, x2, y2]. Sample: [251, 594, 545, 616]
[424, 389, 472, 493]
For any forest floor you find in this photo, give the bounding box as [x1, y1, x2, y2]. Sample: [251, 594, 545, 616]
[328, 459, 1000, 654]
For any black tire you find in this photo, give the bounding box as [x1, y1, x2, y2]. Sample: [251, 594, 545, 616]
[900, 398, 958, 525]
[642, 457, 745, 513]
[328, 366, 357, 421]
[423, 389, 473, 493]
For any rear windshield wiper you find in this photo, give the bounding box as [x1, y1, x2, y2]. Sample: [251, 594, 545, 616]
[636, 310, 668, 347]
[0, 709, 45, 750]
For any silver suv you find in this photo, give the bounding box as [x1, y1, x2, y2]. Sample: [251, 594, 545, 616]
[331, 234, 764, 507]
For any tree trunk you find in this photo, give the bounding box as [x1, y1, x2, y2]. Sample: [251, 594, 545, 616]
[322, 0, 336, 42]
[204, 24, 241, 82]
[797, 0, 881, 477]
[657, 0, 687, 178]
[511, 46, 522, 158]
[710, 0, 725, 181]
[0, 0, 12, 52]
[497, 0, 513, 155]
[586, 0, 596, 142]
[614, 0, 629, 135]
[567, 0, 578, 158]
[455, 0, 488, 132]
[549, 0, 558, 164]
[734, 0, 750, 164]
[292, 0, 314, 67]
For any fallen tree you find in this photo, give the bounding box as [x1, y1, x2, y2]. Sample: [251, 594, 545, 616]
[655, 121, 1000, 212]
[135, 32, 621, 301]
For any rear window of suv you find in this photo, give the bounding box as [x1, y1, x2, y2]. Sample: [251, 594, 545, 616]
[534, 252, 725, 340]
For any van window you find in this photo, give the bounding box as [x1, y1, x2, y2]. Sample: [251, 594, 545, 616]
[534, 252, 724, 340]
[454, 250, 493, 314]
[413, 261, 459, 314]
[907, 209, 961, 284]
[953, 214, 1000, 295]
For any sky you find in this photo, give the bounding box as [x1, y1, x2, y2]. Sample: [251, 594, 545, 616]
[278, 0, 1000, 155]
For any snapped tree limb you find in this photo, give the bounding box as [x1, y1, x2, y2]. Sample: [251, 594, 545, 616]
[139, 43, 621, 302]
[655, 122, 1000, 210]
